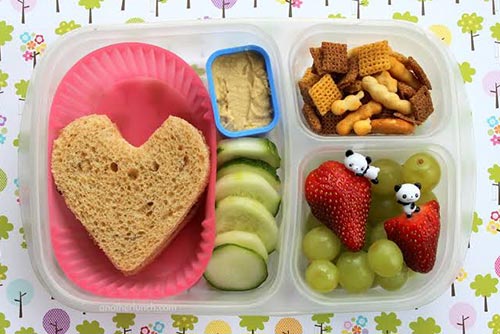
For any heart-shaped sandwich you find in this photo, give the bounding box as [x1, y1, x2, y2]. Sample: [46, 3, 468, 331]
[51, 114, 210, 275]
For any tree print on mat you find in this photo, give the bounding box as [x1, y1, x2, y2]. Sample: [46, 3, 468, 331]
[409, 317, 441, 334]
[0, 215, 13, 240]
[276, 0, 303, 18]
[78, 0, 103, 24]
[274, 318, 303, 334]
[0, 21, 14, 62]
[490, 314, 500, 334]
[457, 13, 484, 51]
[112, 313, 135, 334]
[10, 0, 36, 24]
[485, 0, 497, 16]
[449, 302, 476, 334]
[239, 316, 269, 334]
[212, 0, 237, 18]
[6, 279, 34, 318]
[172, 315, 198, 334]
[374, 312, 401, 333]
[43, 308, 70, 334]
[204, 320, 232, 334]
[0, 313, 11, 334]
[459, 62, 476, 83]
[470, 273, 498, 312]
[489, 164, 500, 205]
[483, 72, 500, 109]
[15, 327, 36, 334]
[20, 33, 46, 68]
[417, 0, 431, 16]
[55, 21, 81, 35]
[76, 320, 104, 334]
[311, 314, 333, 334]
[353, 0, 369, 19]
[0, 263, 7, 287]
[154, 0, 168, 17]
[0, 70, 8, 94]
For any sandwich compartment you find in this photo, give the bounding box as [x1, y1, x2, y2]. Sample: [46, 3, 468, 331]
[19, 19, 474, 314]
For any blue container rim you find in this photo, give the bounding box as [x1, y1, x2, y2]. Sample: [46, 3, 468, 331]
[205, 44, 281, 138]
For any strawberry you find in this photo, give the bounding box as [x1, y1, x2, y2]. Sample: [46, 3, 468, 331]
[384, 200, 441, 273]
[305, 160, 371, 251]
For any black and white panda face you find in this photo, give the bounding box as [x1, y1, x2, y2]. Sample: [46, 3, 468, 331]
[394, 183, 421, 204]
[344, 150, 369, 176]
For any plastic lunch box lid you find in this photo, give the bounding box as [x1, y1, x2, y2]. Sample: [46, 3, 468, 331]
[205, 44, 281, 138]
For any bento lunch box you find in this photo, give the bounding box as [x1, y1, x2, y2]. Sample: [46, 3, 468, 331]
[19, 18, 475, 314]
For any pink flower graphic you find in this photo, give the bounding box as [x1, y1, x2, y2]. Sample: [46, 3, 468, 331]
[34, 34, 44, 44]
[292, 0, 303, 7]
[491, 135, 500, 145]
[22, 50, 33, 61]
[492, 211, 500, 221]
[0, 115, 6, 126]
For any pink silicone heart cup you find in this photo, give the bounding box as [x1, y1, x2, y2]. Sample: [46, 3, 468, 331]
[47, 42, 217, 299]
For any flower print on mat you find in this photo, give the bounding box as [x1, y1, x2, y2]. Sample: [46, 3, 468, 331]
[342, 316, 369, 334]
[19, 32, 46, 68]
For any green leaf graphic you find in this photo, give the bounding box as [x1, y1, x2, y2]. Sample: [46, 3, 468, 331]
[409, 317, 441, 334]
[393, 11, 418, 23]
[459, 62, 476, 83]
[0, 216, 13, 240]
[55, 20, 82, 35]
[375, 312, 402, 333]
[76, 321, 105, 334]
[0, 313, 11, 334]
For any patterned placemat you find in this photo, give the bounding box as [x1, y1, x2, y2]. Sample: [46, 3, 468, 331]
[0, 1, 499, 333]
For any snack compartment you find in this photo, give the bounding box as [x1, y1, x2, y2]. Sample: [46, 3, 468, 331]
[289, 23, 451, 138]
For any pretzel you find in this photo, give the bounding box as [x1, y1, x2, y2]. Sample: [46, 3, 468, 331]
[353, 119, 372, 136]
[371, 118, 415, 134]
[332, 91, 364, 116]
[375, 71, 398, 93]
[336, 101, 382, 135]
[361, 76, 412, 115]
[388, 56, 421, 89]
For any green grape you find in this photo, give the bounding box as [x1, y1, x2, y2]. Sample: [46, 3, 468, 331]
[368, 195, 402, 225]
[377, 265, 409, 291]
[305, 260, 339, 293]
[402, 152, 441, 192]
[367, 222, 387, 246]
[371, 159, 403, 196]
[368, 240, 403, 277]
[305, 213, 324, 231]
[302, 226, 341, 261]
[416, 191, 437, 206]
[337, 251, 374, 293]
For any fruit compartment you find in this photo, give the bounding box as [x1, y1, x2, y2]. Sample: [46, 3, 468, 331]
[288, 143, 466, 312]
[289, 23, 451, 138]
[20, 21, 290, 312]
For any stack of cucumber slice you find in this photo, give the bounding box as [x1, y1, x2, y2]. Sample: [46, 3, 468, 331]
[204, 138, 282, 291]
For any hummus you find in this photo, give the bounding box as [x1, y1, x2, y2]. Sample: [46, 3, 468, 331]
[212, 51, 273, 132]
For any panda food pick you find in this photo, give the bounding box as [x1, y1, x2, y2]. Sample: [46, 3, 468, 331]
[304, 149, 442, 294]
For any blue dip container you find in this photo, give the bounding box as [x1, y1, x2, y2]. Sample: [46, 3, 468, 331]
[206, 45, 280, 138]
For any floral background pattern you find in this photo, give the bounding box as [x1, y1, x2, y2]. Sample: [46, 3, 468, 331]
[0, 1, 499, 333]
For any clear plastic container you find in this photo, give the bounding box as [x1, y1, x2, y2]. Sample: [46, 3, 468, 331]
[19, 18, 475, 314]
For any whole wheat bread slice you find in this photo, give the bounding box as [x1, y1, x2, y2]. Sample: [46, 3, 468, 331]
[51, 115, 210, 275]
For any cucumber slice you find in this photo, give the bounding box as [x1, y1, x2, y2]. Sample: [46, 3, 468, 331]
[216, 196, 278, 253]
[215, 231, 268, 262]
[204, 244, 268, 291]
[215, 172, 281, 216]
[217, 158, 281, 190]
[217, 138, 281, 169]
